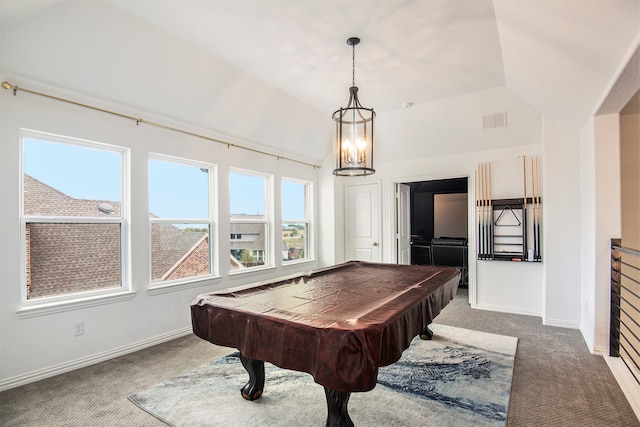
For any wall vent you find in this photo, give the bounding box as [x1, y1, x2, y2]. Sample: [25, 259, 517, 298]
[482, 111, 508, 129]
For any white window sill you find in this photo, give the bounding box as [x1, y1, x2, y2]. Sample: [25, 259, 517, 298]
[229, 265, 277, 279]
[16, 291, 137, 319]
[147, 275, 221, 296]
[282, 259, 315, 269]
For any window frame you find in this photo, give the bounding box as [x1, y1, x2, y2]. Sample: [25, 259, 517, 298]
[148, 153, 218, 290]
[281, 177, 312, 264]
[18, 129, 132, 314]
[229, 168, 274, 275]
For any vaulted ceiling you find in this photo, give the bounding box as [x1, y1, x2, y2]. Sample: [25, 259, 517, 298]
[1, 0, 639, 162]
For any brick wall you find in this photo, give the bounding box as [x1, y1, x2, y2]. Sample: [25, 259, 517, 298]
[165, 236, 209, 280]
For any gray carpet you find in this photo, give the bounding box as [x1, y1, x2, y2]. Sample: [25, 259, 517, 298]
[0, 288, 638, 426]
[128, 324, 517, 426]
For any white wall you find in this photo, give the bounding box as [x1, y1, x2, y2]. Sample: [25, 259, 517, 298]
[371, 145, 544, 316]
[322, 82, 610, 331]
[594, 114, 622, 353]
[0, 0, 331, 389]
[0, 86, 320, 390]
[579, 117, 598, 348]
[620, 112, 640, 248]
[0, 2, 328, 390]
[0, 0, 329, 165]
[375, 87, 542, 162]
[541, 115, 583, 328]
[323, 87, 546, 316]
[579, 113, 622, 353]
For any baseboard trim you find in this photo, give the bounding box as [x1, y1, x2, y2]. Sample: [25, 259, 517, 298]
[474, 304, 581, 330]
[604, 355, 640, 421]
[590, 345, 609, 356]
[0, 327, 192, 392]
[474, 302, 542, 318]
[542, 318, 580, 329]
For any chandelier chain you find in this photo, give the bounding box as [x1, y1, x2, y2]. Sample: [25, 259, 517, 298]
[352, 43, 356, 87]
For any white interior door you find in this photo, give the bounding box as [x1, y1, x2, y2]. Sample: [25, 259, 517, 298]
[396, 183, 411, 264]
[345, 183, 380, 262]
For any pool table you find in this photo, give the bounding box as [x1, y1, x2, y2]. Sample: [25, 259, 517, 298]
[191, 261, 460, 426]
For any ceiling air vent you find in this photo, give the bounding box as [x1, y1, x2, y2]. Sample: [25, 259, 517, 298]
[482, 111, 508, 129]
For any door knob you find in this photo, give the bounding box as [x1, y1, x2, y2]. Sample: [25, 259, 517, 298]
[373, 242, 378, 246]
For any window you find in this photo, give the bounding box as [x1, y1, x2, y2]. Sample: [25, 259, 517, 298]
[229, 170, 271, 271]
[21, 131, 127, 302]
[282, 179, 311, 262]
[149, 156, 216, 284]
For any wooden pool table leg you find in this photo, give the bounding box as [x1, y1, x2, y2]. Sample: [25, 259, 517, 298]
[324, 387, 354, 427]
[239, 353, 265, 401]
[420, 324, 434, 340]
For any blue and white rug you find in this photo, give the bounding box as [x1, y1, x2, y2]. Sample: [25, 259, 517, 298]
[129, 324, 517, 426]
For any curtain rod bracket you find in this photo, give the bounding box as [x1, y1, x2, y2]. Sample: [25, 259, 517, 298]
[2, 81, 18, 96]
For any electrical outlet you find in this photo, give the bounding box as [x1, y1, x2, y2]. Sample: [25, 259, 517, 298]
[73, 321, 84, 337]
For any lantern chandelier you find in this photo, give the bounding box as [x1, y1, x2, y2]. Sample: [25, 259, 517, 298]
[332, 37, 376, 176]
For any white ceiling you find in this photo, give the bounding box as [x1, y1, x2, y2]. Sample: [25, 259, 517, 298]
[1, 0, 639, 143]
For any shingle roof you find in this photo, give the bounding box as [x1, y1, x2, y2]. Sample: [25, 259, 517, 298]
[151, 224, 206, 281]
[24, 175, 121, 217]
[24, 174, 211, 297]
[24, 176, 272, 297]
[27, 222, 121, 298]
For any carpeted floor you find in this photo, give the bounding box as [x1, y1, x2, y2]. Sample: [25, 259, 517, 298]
[436, 289, 639, 427]
[0, 288, 638, 426]
[128, 324, 517, 426]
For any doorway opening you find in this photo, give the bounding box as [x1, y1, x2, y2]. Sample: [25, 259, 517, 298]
[400, 177, 469, 286]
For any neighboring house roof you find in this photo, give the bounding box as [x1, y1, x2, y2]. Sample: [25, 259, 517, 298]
[24, 175, 271, 298]
[229, 219, 266, 252]
[27, 222, 121, 299]
[162, 235, 209, 281]
[24, 174, 121, 217]
[24, 175, 124, 298]
[150, 222, 206, 281]
[23, 175, 211, 297]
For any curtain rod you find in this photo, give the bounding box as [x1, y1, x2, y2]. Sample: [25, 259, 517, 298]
[2, 81, 320, 169]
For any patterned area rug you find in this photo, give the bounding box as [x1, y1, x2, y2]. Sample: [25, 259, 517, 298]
[129, 324, 517, 426]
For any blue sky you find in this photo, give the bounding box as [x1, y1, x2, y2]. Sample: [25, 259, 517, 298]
[24, 138, 305, 220]
[229, 172, 265, 216]
[149, 159, 209, 218]
[24, 138, 121, 201]
[281, 180, 305, 220]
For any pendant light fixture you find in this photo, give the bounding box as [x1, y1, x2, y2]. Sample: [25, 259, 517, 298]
[332, 37, 376, 176]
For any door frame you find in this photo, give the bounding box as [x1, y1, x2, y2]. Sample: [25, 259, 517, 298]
[396, 183, 411, 265]
[390, 172, 476, 307]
